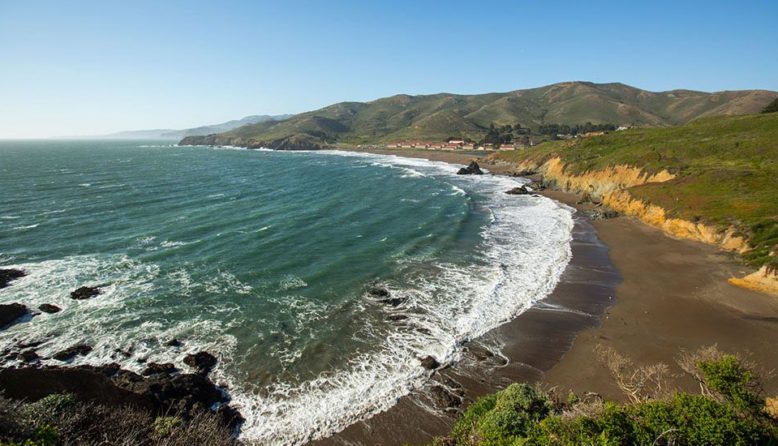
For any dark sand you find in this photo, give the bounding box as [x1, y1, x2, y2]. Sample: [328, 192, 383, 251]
[309, 149, 778, 445]
[542, 190, 778, 400]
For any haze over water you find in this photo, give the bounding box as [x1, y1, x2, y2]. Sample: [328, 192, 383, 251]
[0, 140, 573, 444]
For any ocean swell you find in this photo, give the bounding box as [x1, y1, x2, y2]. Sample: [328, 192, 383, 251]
[0, 148, 574, 445]
[229, 152, 574, 444]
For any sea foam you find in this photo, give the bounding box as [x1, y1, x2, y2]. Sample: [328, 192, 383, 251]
[222, 151, 574, 444]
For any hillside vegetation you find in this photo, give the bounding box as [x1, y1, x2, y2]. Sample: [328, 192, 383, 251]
[180, 82, 776, 149]
[496, 113, 778, 270]
[428, 346, 778, 446]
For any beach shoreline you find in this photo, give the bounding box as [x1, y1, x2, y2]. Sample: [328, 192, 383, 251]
[311, 148, 778, 446]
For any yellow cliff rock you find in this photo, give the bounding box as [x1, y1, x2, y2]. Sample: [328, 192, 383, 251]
[515, 156, 776, 296]
[729, 266, 778, 296]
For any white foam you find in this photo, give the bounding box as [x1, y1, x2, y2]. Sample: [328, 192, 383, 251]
[1, 149, 574, 445]
[278, 275, 308, 291]
[13, 223, 39, 230]
[219, 150, 574, 444]
[160, 240, 187, 248]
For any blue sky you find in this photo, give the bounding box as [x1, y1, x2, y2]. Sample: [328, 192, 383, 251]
[1, 0, 777, 137]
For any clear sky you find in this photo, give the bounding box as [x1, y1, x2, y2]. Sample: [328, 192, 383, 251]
[1, 0, 777, 138]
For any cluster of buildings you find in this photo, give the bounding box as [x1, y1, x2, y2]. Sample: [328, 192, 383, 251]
[385, 140, 525, 151]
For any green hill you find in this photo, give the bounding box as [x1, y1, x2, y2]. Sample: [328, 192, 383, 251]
[496, 112, 778, 270]
[180, 82, 776, 149]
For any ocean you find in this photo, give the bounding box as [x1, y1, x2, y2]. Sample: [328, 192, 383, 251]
[0, 140, 574, 444]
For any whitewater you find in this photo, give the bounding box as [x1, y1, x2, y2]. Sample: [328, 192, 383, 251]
[0, 140, 573, 444]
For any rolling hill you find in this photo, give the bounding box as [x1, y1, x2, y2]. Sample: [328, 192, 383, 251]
[179, 82, 777, 149]
[75, 114, 293, 140]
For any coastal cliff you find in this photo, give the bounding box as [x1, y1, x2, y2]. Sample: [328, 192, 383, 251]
[489, 120, 778, 297]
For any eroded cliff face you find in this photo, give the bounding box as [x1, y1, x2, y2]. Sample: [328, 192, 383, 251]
[508, 156, 775, 296]
[728, 266, 778, 296]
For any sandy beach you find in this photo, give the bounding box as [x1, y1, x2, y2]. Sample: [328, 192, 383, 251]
[311, 148, 778, 446]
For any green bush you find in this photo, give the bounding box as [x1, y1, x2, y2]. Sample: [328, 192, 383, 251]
[451, 384, 552, 446]
[434, 348, 778, 445]
[153, 415, 183, 438]
[697, 355, 762, 412]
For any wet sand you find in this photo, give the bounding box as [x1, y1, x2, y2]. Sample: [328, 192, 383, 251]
[310, 149, 778, 445]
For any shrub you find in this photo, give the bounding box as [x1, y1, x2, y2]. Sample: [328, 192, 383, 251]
[153, 416, 183, 438]
[451, 384, 552, 446]
[436, 346, 778, 445]
[678, 344, 764, 412]
[698, 355, 762, 412]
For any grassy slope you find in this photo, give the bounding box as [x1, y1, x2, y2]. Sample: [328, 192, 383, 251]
[497, 113, 778, 269]
[183, 82, 777, 147]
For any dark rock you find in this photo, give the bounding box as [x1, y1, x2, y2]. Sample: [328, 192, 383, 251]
[17, 339, 45, 350]
[456, 161, 484, 175]
[366, 286, 390, 298]
[505, 186, 530, 195]
[217, 404, 245, 430]
[388, 314, 408, 322]
[165, 338, 183, 347]
[53, 344, 93, 361]
[70, 286, 101, 300]
[18, 350, 39, 362]
[142, 362, 177, 376]
[0, 364, 242, 429]
[381, 297, 407, 307]
[38, 304, 62, 314]
[467, 344, 496, 361]
[429, 385, 462, 410]
[0, 303, 29, 329]
[0, 269, 25, 288]
[584, 208, 620, 220]
[420, 355, 440, 370]
[183, 351, 217, 375]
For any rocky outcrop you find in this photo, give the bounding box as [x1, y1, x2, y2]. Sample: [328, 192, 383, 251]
[70, 286, 101, 300]
[166, 338, 183, 347]
[179, 134, 325, 151]
[142, 362, 178, 376]
[506, 186, 530, 195]
[0, 269, 25, 288]
[0, 364, 243, 428]
[584, 208, 620, 220]
[184, 351, 218, 375]
[0, 303, 29, 329]
[502, 155, 776, 296]
[457, 161, 483, 175]
[38, 304, 62, 314]
[420, 356, 440, 370]
[53, 344, 93, 361]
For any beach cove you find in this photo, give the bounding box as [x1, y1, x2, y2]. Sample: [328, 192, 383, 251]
[310, 148, 778, 445]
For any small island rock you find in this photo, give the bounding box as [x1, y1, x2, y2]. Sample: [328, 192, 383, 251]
[38, 304, 62, 314]
[505, 186, 530, 195]
[457, 161, 484, 175]
[70, 286, 101, 300]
